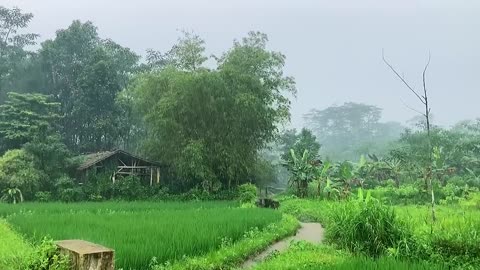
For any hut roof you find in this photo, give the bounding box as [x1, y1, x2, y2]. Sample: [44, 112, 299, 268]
[77, 149, 161, 170]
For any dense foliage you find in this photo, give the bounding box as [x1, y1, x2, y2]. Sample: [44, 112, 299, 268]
[305, 102, 404, 161]
[0, 6, 298, 199]
[130, 31, 295, 191]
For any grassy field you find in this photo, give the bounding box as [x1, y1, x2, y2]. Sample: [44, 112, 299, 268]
[0, 219, 33, 270]
[396, 203, 480, 236]
[250, 242, 446, 270]
[278, 195, 480, 269]
[1, 201, 282, 270]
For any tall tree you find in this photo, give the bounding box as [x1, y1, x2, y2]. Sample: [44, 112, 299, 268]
[168, 30, 208, 71]
[0, 92, 60, 153]
[130, 31, 295, 190]
[305, 102, 402, 160]
[39, 20, 139, 152]
[279, 128, 321, 163]
[142, 30, 208, 72]
[0, 6, 38, 101]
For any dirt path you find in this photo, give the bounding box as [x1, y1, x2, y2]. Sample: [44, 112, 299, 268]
[241, 222, 324, 269]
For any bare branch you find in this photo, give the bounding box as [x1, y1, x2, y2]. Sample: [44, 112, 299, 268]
[400, 98, 426, 117]
[422, 52, 431, 97]
[382, 50, 426, 105]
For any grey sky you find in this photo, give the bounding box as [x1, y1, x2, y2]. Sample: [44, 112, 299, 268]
[2, 0, 480, 128]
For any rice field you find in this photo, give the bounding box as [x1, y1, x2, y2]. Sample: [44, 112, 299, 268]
[1, 201, 282, 270]
[0, 200, 237, 216]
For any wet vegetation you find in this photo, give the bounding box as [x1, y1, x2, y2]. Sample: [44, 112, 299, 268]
[0, 4, 479, 270]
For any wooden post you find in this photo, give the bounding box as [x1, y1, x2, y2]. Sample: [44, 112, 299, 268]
[56, 240, 114, 270]
[150, 167, 153, 186]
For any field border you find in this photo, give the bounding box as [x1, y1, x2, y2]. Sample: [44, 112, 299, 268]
[152, 214, 300, 270]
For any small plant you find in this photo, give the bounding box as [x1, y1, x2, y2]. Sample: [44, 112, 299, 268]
[24, 238, 70, 270]
[238, 183, 257, 204]
[112, 175, 147, 200]
[1, 187, 24, 204]
[35, 191, 52, 202]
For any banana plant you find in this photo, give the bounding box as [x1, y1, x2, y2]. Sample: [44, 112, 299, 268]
[315, 160, 331, 197]
[284, 149, 317, 197]
[332, 156, 368, 199]
[385, 158, 402, 187]
[1, 187, 24, 204]
[323, 177, 340, 199]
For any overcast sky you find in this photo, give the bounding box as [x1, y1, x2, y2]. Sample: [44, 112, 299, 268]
[2, 0, 480, 128]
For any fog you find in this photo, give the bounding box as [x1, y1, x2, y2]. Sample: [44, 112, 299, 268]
[3, 0, 480, 128]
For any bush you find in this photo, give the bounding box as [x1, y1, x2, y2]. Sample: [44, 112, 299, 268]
[34, 191, 52, 202]
[55, 175, 84, 202]
[0, 149, 43, 200]
[325, 195, 415, 258]
[238, 183, 257, 204]
[82, 172, 114, 200]
[22, 238, 69, 270]
[112, 175, 147, 200]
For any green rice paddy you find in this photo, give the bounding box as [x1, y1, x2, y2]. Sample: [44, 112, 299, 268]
[1, 201, 282, 270]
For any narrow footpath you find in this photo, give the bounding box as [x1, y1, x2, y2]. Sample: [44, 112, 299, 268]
[241, 222, 325, 269]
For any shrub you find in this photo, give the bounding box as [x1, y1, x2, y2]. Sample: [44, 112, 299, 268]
[0, 149, 43, 200]
[55, 175, 84, 202]
[82, 172, 114, 200]
[238, 183, 257, 204]
[112, 175, 147, 200]
[22, 238, 70, 270]
[325, 195, 415, 258]
[34, 191, 52, 202]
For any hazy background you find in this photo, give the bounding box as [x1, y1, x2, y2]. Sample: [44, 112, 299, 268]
[2, 0, 479, 128]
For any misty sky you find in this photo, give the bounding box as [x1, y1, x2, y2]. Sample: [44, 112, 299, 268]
[2, 0, 480, 128]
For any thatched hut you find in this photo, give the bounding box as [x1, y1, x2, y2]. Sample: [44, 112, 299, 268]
[76, 149, 164, 186]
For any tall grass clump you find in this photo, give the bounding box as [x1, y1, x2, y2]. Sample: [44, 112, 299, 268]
[325, 190, 415, 258]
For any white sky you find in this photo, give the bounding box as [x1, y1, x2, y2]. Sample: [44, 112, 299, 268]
[2, 0, 480, 128]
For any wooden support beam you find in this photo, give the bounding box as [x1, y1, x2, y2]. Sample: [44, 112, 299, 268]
[150, 168, 153, 186]
[117, 166, 153, 169]
[116, 172, 150, 175]
[119, 159, 127, 167]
